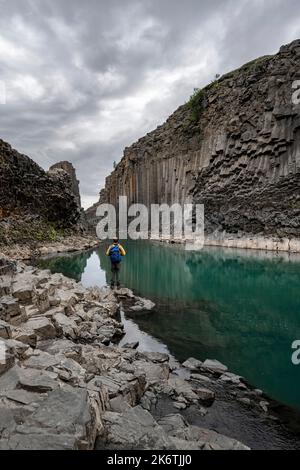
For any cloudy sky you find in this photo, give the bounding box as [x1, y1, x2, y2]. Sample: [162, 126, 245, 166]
[0, 0, 300, 208]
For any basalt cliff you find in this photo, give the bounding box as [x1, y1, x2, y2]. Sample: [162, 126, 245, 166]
[0, 139, 85, 247]
[90, 40, 300, 252]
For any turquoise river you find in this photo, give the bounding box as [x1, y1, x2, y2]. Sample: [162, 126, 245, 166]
[36, 241, 300, 412]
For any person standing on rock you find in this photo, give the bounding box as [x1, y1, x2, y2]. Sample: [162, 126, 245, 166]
[106, 237, 126, 288]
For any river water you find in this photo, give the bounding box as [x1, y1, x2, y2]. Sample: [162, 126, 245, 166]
[36, 240, 300, 412]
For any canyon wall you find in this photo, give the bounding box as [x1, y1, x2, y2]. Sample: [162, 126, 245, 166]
[93, 40, 300, 247]
[0, 139, 83, 244]
[49, 161, 81, 207]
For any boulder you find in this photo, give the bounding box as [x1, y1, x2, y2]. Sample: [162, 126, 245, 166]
[182, 357, 203, 371]
[28, 387, 98, 449]
[132, 359, 169, 386]
[39, 339, 82, 362]
[4, 339, 31, 359]
[194, 387, 215, 405]
[190, 373, 212, 384]
[165, 376, 199, 403]
[11, 275, 34, 302]
[0, 296, 23, 324]
[13, 329, 37, 348]
[129, 297, 156, 312]
[158, 414, 249, 450]
[24, 318, 57, 340]
[201, 359, 228, 375]
[97, 406, 172, 450]
[17, 367, 58, 393]
[55, 289, 78, 313]
[0, 320, 11, 339]
[88, 369, 146, 407]
[141, 352, 169, 364]
[23, 350, 61, 370]
[52, 313, 78, 339]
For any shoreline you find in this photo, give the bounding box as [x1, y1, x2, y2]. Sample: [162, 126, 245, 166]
[0, 252, 299, 449]
[151, 233, 300, 255]
[204, 234, 300, 254]
[0, 235, 100, 261]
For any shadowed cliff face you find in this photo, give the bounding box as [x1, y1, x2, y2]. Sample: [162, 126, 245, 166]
[49, 161, 81, 207]
[0, 139, 82, 244]
[92, 39, 300, 239]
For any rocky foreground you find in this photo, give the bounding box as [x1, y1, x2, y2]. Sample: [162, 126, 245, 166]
[0, 256, 298, 450]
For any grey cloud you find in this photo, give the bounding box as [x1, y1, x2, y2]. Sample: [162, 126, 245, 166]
[0, 0, 300, 208]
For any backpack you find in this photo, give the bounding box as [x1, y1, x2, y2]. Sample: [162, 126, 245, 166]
[109, 245, 122, 264]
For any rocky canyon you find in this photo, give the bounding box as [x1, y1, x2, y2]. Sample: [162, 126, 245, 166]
[89, 39, 300, 252]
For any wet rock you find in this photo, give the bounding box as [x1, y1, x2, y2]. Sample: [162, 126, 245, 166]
[114, 288, 134, 299]
[219, 372, 243, 385]
[182, 357, 203, 371]
[201, 359, 228, 375]
[129, 297, 156, 312]
[190, 373, 212, 384]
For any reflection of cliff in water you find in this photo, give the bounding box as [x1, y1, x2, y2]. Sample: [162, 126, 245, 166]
[37, 241, 300, 409]
[37, 250, 91, 282]
[98, 241, 300, 409]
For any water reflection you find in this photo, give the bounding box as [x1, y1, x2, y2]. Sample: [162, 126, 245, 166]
[37, 241, 300, 410]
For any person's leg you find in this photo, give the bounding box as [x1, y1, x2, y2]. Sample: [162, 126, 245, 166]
[110, 263, 116, 287]
[115, 263, 120, 287]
